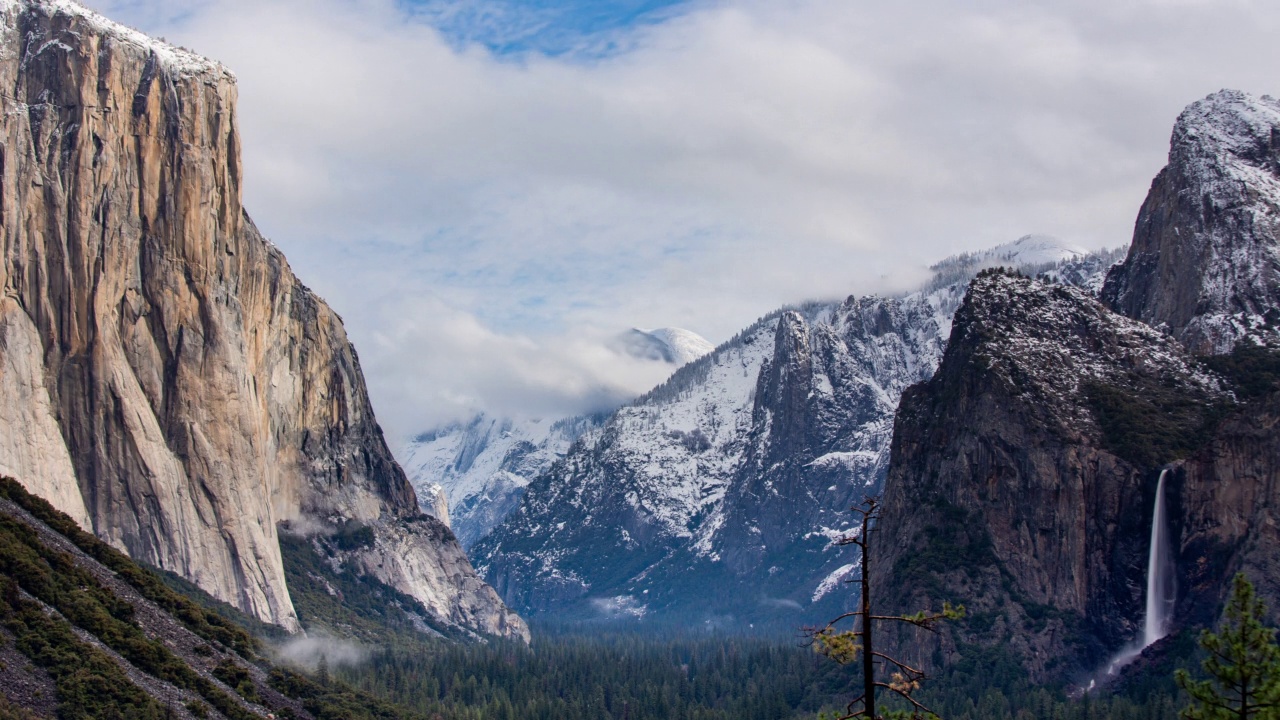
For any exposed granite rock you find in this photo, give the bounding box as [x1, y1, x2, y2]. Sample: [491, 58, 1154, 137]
[0, 0, 523, 640]
[1175, 388, 1280, 629]
[419, 482, 451, 527]
[871, 271, 1226, 681]
[0, 297, 90, 529]
[348, 516, 529, 642]
[1103, 90, 1280, 354]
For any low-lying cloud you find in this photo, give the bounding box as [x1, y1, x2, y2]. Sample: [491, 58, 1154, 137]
[87, 0, 1280, 440]
[274, 632, 367, 671]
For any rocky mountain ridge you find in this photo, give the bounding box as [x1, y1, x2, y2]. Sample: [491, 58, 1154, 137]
[473, 239, 1121, 627]
[0, 0, 523, 640]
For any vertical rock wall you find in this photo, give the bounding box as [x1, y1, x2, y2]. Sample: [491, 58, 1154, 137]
[0, 0, 525, 640]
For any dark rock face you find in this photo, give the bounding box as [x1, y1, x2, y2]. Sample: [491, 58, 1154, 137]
[871, 271, 1225, 681]
[1176, 390, 1280, 629]
[869, 90, 1280, 684]
[1103, 90, 1280, 354]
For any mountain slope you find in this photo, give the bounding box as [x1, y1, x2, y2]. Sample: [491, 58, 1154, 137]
[403, 327, 713, 550]
[474, 242, 1120, 627]
[612, 327, 716, 366]
[402, 414, 604, 549]
[0, 476, 421, 719]
[0, 0, 523, 640]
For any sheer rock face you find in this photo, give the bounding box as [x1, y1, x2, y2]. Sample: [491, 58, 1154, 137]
[871, 93, 1280, 683]
[871, 272, 1225, 681]
[1176, 391, 1280, 629]
[1103, 90, 1280, 354]
[0, 0, 525, 640]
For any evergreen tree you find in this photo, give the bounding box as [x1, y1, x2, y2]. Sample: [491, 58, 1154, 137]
[1175, 573, 1280, 719]
[810, 496, 963, 720]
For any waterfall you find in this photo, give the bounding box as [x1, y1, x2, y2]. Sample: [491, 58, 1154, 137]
[1143, 469, 1176, 645]
[1098, 469, 1177, 681]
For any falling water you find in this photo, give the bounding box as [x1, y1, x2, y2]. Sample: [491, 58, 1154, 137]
[1143, 469, 1176, 646]
[1098, 469, 1177, 681]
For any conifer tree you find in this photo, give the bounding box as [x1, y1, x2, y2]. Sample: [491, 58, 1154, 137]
[810, 496, 963, 720]
[1175, 573, 1280, 719]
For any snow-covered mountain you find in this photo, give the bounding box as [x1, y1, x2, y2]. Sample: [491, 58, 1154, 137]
[611, 327, 716, 366]
[401, 415, 600, 548]
[473, 242, 1124, 627]
[403, 327, 713, 549]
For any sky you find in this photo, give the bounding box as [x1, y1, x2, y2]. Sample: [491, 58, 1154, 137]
[87, 0, 1280, 443]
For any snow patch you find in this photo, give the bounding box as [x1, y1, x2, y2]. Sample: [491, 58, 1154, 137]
[813, 562, 859, 602]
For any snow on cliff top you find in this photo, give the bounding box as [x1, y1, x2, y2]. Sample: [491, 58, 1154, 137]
[1, 0, 232, 78]
[1172, 89, 1280, 204]
[1175, 90, 1280, 162]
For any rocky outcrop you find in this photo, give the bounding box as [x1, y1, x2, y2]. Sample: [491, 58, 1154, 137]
[871, 271, 1227, 681]
[868, 91, 1280, 683]
[419, 483, 451, 527]
[1103, 90, 1280, 354]
[0, 0, 524, 640]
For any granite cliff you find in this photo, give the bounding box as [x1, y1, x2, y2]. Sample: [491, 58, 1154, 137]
[1103, 90, 1280, 354]
[872, 271, 1226, 681]
[0, 0, 524, 640]
[872, 90, 1280, 683]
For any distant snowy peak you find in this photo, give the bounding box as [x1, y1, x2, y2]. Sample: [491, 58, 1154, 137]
[986, 234, 1090, 266]
[612, 327, 715, 366]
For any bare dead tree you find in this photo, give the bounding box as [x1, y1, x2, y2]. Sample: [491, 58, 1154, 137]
[808, 496, 964, 720]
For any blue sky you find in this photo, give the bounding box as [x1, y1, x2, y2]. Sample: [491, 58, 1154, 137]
[91, 0, 1280, 441]
[407, 0, 699, 57]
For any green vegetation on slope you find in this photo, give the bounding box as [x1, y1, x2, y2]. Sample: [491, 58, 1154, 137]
[0, 476, 426, 720]
[1, 573, 167, 719]
[1202, 344, 1280, 401]
[0, 478, 259, 659]
[1086, 344, 1280, 470]
[1083, 375, 1226, 469]
[277, 529, 458, 646]
[0, 509, 258, 720]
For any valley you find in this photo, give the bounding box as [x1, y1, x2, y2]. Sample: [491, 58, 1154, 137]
[0, 1, 1278, 718]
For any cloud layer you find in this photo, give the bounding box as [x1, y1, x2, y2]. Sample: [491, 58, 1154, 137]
[88, 0, 1280, 440]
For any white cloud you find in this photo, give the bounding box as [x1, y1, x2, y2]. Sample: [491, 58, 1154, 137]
[85, 0, 1280, 440]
